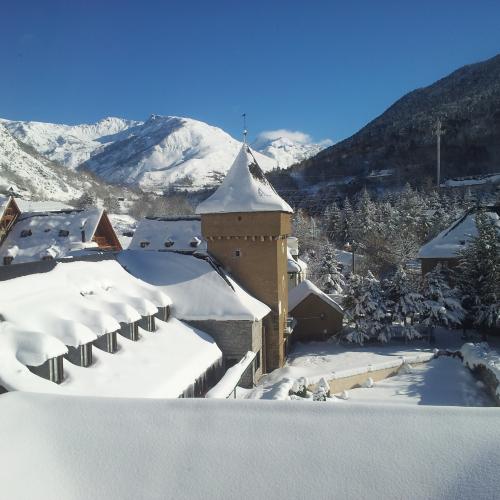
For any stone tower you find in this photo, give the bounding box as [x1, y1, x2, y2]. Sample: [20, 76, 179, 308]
[196, 145, 293, 372]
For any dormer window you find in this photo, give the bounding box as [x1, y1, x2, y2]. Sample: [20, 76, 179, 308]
[59, 229, 70, 237]
[164, 240, 174, 248]
[140, 241, 150, 248]
[20, 229, 32, 238]
[44, 228, 51, 233]
[3, 256, 13, 266]
[41, 255, 54, 261]
[189, 237, 201, 248]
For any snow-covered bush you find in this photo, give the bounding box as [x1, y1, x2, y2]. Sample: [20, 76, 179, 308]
[289, 377, 308, 398]
[313, 378, 331, 401]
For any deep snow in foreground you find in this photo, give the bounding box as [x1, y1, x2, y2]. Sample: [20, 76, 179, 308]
[0, 392, 499, 500]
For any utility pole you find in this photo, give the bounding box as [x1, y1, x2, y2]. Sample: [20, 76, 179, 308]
[434, 119, 445, 187]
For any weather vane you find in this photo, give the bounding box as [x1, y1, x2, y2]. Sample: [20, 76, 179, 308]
[242, 113, 247, 144]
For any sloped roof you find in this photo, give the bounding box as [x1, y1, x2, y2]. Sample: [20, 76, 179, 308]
[118, 250, 270, 321]
[196, 145, 293, 214]
[0, 259, 222, 398]
[0, 208, 105, 264]
[289, 279, 343, 314]
[129, 216, 206, 253]
[418, 207, 500, 259]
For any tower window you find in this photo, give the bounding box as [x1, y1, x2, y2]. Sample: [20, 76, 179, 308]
[237, 216, 242, 221]
[234, 249, 241, 257]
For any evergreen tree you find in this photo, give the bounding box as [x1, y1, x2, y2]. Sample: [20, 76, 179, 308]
[341, 197, 355, 245]
[343, 272, 389, 344]
[384, 266, 423, 340]
[319, 246, 345, 294]
[457, 211, 500, 333]
[419, 264, 464, 335]
[323, 202, 342, 244]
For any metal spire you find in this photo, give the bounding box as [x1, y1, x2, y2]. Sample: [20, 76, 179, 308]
[242, 113, 247, 144]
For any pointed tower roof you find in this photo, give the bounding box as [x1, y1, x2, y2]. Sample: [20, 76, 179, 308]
[196, 145, 293, 214]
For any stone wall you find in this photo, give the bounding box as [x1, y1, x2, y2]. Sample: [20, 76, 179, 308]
[186, 318, 263, 388]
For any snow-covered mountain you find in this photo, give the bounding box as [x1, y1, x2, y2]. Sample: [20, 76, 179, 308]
[0, 123, 128, 202]
[253, 131, 332, 169]
[1, 117, 139, 169]
[0, 123, 82, 200]
[81, 115, 277, 191]
[1, 114, 330, 193]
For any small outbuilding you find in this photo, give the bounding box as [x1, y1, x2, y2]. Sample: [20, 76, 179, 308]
[418, 205, 500, 274]
[288, 280, 344, 342]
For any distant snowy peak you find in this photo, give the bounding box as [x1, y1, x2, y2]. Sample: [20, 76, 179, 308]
[1, 113, 324, 192]
[81, 114, 277, 191]
[1, 116, 140, 169]
[254, 133, 332, 168]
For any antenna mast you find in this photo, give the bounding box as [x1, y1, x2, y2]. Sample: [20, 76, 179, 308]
[434, 119, 445, 187]
[242, 113, 247, 144]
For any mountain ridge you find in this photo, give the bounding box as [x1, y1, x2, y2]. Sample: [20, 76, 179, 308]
[293, 53, 500, 189]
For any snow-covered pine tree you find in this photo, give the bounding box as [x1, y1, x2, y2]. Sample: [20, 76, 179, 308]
[341, 197, 355, 245]
[419, 264, 465, 337]
[319, 245, 345, 294]
[457, 210, 500, 333]
[323, 202, 342, 244]
[384, 266, 423, 340]
[343, 271, 388, 344]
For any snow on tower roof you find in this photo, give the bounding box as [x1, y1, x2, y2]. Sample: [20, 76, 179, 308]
[0, 208, 119, 265]
[196, 144, 293, 214]
[418, 208, 500, 259]
[129, 216, 206, 253]
[289, 279, 343, 313]
[118, 250, 270, 321]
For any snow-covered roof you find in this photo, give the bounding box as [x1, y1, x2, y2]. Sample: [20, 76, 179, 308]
[0, 259, 171, 349]
[129, 216, 206, 253]
[0, 208, 110, 264]
[418, 208, 500, 259]
[1, 393, 499, 499]
[118, 250, 270, 321]
[196, 145, 293, 214]
[14, 199, 73, 212]
[0, 260, 221, 397]
[289, 279, 343, 314]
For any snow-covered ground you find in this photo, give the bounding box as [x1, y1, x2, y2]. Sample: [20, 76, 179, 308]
[242, 329, 485, 402]
[342, 357, 493, 406]
[1, 392, 499, 500]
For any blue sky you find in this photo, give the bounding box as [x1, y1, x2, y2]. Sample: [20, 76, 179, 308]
[1, 0, 499, 143]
